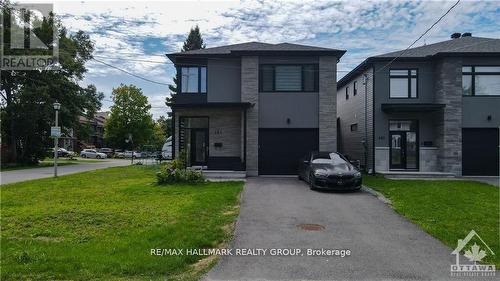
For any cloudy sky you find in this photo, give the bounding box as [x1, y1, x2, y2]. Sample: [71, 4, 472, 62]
[23, 0, 500, 118]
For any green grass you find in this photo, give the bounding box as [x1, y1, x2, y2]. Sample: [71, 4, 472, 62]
[1, 161, 76, 171]
[0, 166, 244, 280]
[364, 175, 499, 266]
[1, 158, 108, 171]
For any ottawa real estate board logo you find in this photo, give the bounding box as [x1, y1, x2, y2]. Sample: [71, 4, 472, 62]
[1, 3, 58, 70]
[451, 230, 495, 277]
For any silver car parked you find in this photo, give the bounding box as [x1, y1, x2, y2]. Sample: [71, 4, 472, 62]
[80, 149, 107, 159]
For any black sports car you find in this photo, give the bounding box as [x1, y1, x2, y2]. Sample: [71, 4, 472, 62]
[298, 151, 362, 191]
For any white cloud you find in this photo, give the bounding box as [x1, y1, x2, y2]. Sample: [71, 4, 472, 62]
[17, 0, 500, 117]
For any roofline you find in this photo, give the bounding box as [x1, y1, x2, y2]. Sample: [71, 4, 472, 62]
[167, 49, 346, 63]
[166, 102, 253, 109]
[337, 52, 500, 89]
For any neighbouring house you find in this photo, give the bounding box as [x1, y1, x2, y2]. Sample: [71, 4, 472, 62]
[60, 112, 108, 151]
[337, 33, 500, 177]
[167, 42, 345, 176]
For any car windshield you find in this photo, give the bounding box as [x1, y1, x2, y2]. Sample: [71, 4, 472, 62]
[311, 152, 348, 165]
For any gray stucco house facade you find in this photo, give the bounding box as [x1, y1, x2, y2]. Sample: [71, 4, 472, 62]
[337, 34, 500, 176]
[167, 42, 345, 176]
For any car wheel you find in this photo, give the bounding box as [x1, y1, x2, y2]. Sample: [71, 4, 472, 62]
[82, 154, 87, 158]
[96, 155, 101, 159]
[309, 173, 316, 190]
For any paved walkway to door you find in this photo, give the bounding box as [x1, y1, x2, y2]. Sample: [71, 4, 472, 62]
[204, 177, 467, 280]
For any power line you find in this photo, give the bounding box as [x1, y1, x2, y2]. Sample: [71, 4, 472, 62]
[91, 57, 171, 86]
[376, 0, 461, 73]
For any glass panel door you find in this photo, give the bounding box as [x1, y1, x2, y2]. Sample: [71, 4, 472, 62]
[390, 132, 404, 169]
[405, 132, 417, 169]
[190, 129, 207, 165]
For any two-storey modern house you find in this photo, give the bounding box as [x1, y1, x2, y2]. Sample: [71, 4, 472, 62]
[167, 42, 345, 176]
[337, 34, 500, 177]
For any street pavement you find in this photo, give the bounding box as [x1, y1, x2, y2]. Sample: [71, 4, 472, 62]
[0, 159, 130, 185]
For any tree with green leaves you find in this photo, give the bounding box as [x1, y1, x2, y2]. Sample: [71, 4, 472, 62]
[166, 25, 206, 104]
[104, 84, 155, 150]
[0, 3, 103, 164]
[156, 115, 172, 138]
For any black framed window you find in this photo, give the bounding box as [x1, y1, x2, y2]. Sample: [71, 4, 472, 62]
[389, 69, 417, 98]
[462, 66, 500, 96]
[350, 123, 358, 132]
[180, 66, 207, 93]
[259, 64, 318, 92]
[345, 86, 349, 100]
[353, 81, 357, 96]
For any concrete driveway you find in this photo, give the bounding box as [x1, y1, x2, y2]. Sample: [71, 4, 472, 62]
[205, 177, 465, 281]
[0, 159, 130, 185]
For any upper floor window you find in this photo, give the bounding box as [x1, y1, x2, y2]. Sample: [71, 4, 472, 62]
[353, 81, 357, 96]
[462, 66, 500, 96]
[390, 69, 417, 98]
[345, 86, 349, 100]
[180, 66, 207, 93]
[259, 64, 318, 92]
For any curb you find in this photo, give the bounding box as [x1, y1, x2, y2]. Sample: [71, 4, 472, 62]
[362, 185, 392, 205]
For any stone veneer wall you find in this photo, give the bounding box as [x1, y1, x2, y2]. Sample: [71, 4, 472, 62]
[241, 56, 259, 176]
[319, 56, 337, 151]
[434, 58, 463, 176]
[419, 147, 438, 172]
[375, 147, 389, 171]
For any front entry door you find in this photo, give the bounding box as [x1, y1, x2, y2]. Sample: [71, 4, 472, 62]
[390, 132, 405, 169]
[190, 129, 208, 166]
[390, 131, 418, 170]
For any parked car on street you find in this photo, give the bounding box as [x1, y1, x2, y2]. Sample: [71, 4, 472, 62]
[98, 148, 114, 158]
[113, 149, 124, 158]
[298, 151, 362, 191]
[80, 149, 107, 159]
[124, 151, 141, 158]
[47, 148, 76, 158]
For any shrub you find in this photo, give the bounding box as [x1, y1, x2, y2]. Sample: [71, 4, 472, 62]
[156, 159, 204, 184]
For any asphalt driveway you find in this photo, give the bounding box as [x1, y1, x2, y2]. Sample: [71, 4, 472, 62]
[0, 159, 130, 184]
[205, 177, 466, 281]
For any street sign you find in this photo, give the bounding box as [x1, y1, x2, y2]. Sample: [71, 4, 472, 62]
[51, 126, 61, 137]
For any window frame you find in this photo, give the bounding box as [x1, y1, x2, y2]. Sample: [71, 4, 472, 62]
[389, 69, 418, 99]
[353, 81, 357, 96]
[345, 86, 349, 100]
[462, 66, 500, 97]
[178, 66, 207, 94]
[350, 123, 358, 132]
[259, 64, 319, 92]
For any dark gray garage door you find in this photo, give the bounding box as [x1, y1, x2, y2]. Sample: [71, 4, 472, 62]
[462, 128, 499, 176]
[259, 129, 319, 175]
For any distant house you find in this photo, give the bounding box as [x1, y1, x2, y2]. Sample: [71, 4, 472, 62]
[337, 34, 500, 176]
[60, 112, 109, 151]
[167, 42, 345, 175]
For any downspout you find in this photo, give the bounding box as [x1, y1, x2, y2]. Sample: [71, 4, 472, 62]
[363, 73, 368, 172]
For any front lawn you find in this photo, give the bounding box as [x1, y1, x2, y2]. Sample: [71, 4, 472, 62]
[0, 166, 244, 280]
[364, 175, 499, 266]
[1, 158, 106, 171]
